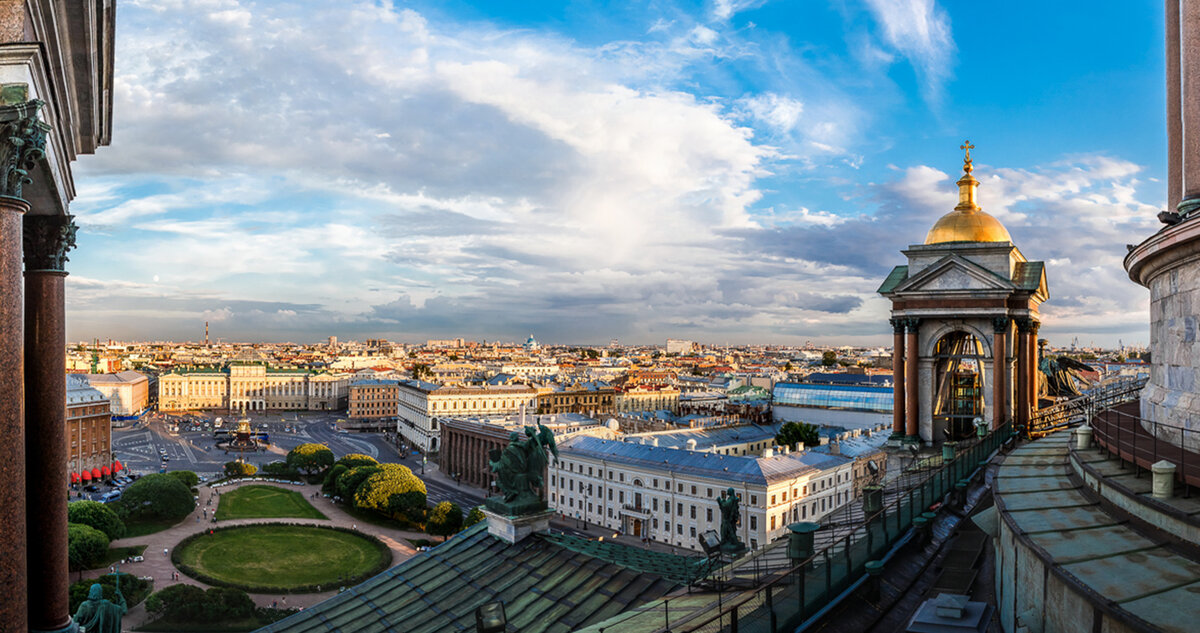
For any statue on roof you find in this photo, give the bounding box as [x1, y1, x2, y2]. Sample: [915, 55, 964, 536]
[717, 487, 747, 555]
[486, 423, 558, 516]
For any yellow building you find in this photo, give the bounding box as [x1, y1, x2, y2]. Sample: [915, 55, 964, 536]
[158, 362, 350, 411]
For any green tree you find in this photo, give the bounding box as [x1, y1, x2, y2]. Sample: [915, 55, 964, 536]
[322, 464, 349, 494]
[286, 443, 335, 475]
[821, 351, 838, 367]
[146, 583, 207, 620]
[354, 463, 427, 514]
[775, 421, 820, 450]
[166, 470, 199, 488]
[223, 461, 258, 478]
[335, 453, 378, 469]
[67, 523, 109, 571]
[336, 465, 381, 500]
[411, 363, 432, 380]
[427, 501, 464, 541]
[67, 500, 126, 541]
[120, 473, 194, 522]
[463, 506, 486, 528]
[69, 573, 151, 614]
[783, 361, 793, 372]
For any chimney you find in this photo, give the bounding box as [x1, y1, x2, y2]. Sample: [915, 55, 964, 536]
[830, 442, 841, 456]
[651, 437, 659, 447]
[795, 442, 804, 452]
[763, 448, 775, 458]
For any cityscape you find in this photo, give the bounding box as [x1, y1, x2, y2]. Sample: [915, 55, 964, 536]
[1, 3, 1198, 633]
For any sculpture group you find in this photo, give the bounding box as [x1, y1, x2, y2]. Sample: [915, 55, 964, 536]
[486, 424, 559, 516]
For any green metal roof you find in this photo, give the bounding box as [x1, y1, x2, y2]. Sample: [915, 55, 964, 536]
[254, 523, 683, 633]
[876, 265, 908, 294]
[1012, 261, 1045, 291]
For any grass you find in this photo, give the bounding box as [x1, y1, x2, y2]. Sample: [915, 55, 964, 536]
[175, 524, 388, 592]
[124, 518, 184, 538]
[99, 544, 147, 568]
[214, 485, 327, 521]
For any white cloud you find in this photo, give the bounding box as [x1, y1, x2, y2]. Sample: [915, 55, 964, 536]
[863, 0, 955, 105]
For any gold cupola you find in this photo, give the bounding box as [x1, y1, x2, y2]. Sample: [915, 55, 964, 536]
[924, 141, 1012, 245]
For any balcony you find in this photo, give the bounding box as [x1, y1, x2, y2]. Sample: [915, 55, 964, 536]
[620, 503, 650, 518]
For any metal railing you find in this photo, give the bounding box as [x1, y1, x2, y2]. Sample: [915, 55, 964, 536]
[1028, 377, 1146, 436]
[623, 423, 1013, 633]
[1091, 405, 1199, 494]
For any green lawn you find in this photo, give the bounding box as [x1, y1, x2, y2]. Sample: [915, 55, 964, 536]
[175, 525, 389, 592]
[99, 544, 147, 568]
[214, 485, 327, 521]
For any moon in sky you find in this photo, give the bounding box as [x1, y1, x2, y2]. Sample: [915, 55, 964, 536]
[153, 275, 160, 282]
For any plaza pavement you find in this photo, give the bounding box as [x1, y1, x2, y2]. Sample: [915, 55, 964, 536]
[81, 479, 429, 630]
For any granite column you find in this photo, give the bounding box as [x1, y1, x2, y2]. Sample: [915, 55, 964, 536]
[992, 318, 1009, 430]
[0, 195, 29, 633]
[24, 214, 76, 633]
[1169, 0, 1183, 210]
[1183, 0, 1200, 207]
[904, 319, 920, 440]
[890, 318, 905, 437]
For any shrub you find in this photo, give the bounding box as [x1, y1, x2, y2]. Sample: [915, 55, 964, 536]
[322, 464, 348, 494]
[67, 500, 126, 541]
[203, 586, 255, 620]
[224, 461, 258, 478]
[67, 523, 110, 571]
[120, 473, 193, 522]
[354, 464, 426, 514]
[68, 572, 151, 614]
[261, 461, 301, 479]
[336, 465, 380, 501]
[335, 453, 377, 469]
[146, 583, 207, 620]
[286, 443, 335, 475]
[463, 506, 486, 528]
[427, 502, 463, 541]
[166, 470, 199, 488]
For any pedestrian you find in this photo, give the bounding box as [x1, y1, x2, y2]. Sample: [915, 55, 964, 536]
[163, 547, 168, 556]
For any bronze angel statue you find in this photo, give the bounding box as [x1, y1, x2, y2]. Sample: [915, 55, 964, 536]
[487, 423, 558, 514]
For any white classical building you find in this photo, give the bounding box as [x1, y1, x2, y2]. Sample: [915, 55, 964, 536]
[396, 380, 539, 453]
[82, 370, 149, 418]
[549, 436, 855, 552]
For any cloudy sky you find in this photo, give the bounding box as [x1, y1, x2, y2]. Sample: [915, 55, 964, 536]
[67, 0, 1166, 346]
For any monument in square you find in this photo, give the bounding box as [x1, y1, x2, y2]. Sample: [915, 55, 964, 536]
[878, 143, 1048, 445]
[482, 423, 559, 543]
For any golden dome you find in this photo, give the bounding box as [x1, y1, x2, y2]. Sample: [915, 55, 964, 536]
[924, 141, 1012, 245]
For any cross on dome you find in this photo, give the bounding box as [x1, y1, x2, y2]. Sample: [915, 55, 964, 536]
[960, 140, 975, 173]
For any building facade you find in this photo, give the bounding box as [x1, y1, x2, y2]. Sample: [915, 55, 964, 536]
[348, 379, 399, 422]
[615, 384, 680, 413]
[82, 370, 149, 417]
[397, 381, 539, 453]
[550, 436, 855, 551]
[157, 362, 350, 411]
[67, 375, 112, 483]
[536, 381, 616, 415]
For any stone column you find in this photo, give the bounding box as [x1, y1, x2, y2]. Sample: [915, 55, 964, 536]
[1183, 0, 1200, 207]
[24, 214, 77, 633]
[1015, 319, 1033, 428]
[2, 99, 52, 633]
[992, 317, 1009, 430]
[1028, 321, 1040, 414]
[904, 319, 920, 440]
[890, 318, 906, 438]
[1169, 0, 1183, 210]
[0, 195, 29, 633]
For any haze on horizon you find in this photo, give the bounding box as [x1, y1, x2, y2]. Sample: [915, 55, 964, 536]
[66, 1, 1164, 348]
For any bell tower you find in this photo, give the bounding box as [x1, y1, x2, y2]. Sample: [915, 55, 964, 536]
[878, 143, 1049, 444]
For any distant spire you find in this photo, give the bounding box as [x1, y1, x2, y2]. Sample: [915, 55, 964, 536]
[955, 140, 980, 212]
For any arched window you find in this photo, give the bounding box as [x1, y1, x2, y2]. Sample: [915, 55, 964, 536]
[933, 331, 986, 440]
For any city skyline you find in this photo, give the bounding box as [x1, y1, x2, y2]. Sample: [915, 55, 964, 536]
[67, 1, 1164, 346]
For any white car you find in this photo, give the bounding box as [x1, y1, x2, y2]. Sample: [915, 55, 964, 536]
[130, 555, 144, 563]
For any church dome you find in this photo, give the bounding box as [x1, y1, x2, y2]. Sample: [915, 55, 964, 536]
[924, 142, 1012, 245]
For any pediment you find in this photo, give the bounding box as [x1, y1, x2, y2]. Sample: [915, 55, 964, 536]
[891, 255, 1014, 294]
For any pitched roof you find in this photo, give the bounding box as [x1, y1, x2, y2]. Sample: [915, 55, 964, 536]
[876, 265, 908, 294]
[1012, 260, 1045, 291]
[254, 523, 681, 633]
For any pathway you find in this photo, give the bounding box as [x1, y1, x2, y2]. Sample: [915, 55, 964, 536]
[82, 479, 432, 630]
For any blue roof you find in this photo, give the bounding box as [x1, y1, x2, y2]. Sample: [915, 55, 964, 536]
[802, 373, 893, 386]
[638, 424, 779, 450]
[560, 436, 850, 485]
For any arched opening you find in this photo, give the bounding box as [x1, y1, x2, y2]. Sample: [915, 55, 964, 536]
[932, 331, 986, 440]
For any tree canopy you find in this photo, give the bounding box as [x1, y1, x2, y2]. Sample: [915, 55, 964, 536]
[427, 502, 464, 541]
[336, 453, 378, 470]
[286, 443, 335, 475]
[354, 463, 426, 514]
[167, 470, 199, 488]
[463, 506, 486, 529]
[68, 500, 126, 541]
[322, 464, 349, 494]
[336, 465, 381, 501]
[821, 351, 838, 367]
[775, 421, 820, 450]
[120, 473, 194, 521]
[224, 461, 258, 478]
[67, 522, 109, 571]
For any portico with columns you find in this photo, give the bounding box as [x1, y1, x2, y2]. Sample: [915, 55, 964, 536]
[878, 143, 1048, 445]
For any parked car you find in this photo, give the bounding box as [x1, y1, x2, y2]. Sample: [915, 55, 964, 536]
[83, 484, 99, 493]
[130, 555, 144, 563]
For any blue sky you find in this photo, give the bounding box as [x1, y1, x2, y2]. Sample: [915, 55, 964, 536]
[68, 0, 1166, 346]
